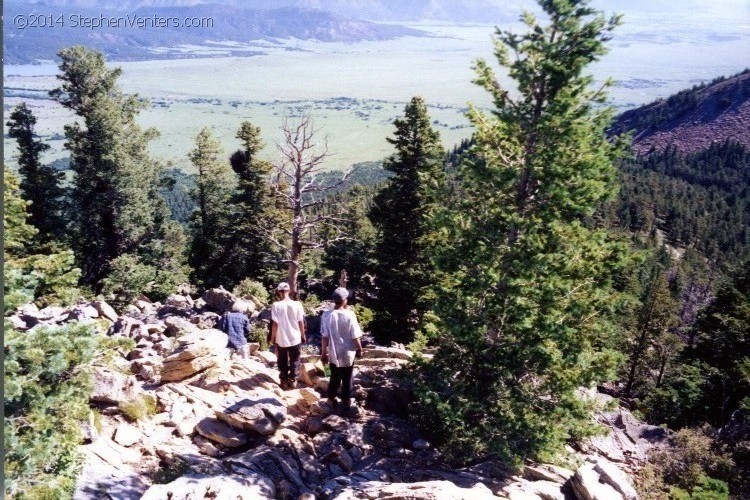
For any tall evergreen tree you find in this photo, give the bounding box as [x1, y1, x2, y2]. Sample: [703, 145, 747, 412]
[188, 127, 234, 288]
[369, 96, 446, 345]
[624, 268, 679, 396]
[223, 121, 279, 283]
[50, 46, 184, 292]
[411, 1, 629, 464]
[6, 103, 67, 244]
[688, 263, 750, 425]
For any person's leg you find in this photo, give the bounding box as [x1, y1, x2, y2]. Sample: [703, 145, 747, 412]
[328, 364, 342, 404]
[340, 365, 355, 409]
[277, 346, 290, 386]
[288, 344, 301, 386]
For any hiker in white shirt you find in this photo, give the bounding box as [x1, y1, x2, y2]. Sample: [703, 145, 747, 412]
[321, 287, 363, 415]
[270, 282, 306, 390]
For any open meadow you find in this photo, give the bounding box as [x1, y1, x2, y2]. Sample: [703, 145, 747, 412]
[4, 11, 749, 172]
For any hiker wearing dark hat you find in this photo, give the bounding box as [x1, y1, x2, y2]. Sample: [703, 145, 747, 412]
[320, 287, 363, 415]
[270, 282, 306, 390]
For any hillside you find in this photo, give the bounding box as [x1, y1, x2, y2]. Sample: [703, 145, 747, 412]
[613, 70, 750, 155]
[6, 289, 662, 499]
[3, 3, 424, 64]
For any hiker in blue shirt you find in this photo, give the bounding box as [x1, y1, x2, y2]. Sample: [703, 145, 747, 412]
[220, 303, 251, 359]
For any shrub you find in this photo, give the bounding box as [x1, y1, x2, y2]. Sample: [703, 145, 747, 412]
[118, 394, 158, 422]
[352, 303, 373, 332]
[233, 278, 270, 305]
[153, 459, 191, 484]
[250, 321, 269, 351]
[4, 321, 98, 499]
[102, 254, 157, 307]
[639, 426, 733, 498]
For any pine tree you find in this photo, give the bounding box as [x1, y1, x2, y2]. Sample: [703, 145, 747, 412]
[323, 185, 376, 293]
[50, 46, 184, 293]
[188, 127, 235, 288]
[624, 269, 679, 396]
[222, 121, 279, 284]
[368, 96, 446, 344]
[688, 262, 750, 425]
[6, 103, 67, 244]
[3, 172, 80, 312]
[411, 0, 629, 464]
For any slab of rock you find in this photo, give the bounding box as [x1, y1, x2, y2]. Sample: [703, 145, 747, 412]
[113, 423, 142, 447]
[322, 414, 350, 432]
[140, 473, 275, 500]
[87, 436, 143, 468]
[190, 311, 222, 330]
[299, 362, 319, 386]
[163, 316, 198, 337]
[7, 315, 28, 330]
[93, 300, 119, 322]
[160, 330, 229, 382]
[523, 463, 574, 484]
[193, 435, 223, 457]
[37, 305, 66, 322]
[91, 366, 142, 404]
[503, 477, 566, 500]
[74, 449, 149, 500]
[68, 304, 100, 321]
[593, 460, 638, 500]
[216, 392, 287, 436]
[131, 356, 163, 382]
[571, 462, 624, 500]
[201, 288, 237, 313]
[255, 350, 277, 367]
[191, 359, 280, 393]
[330, 480, 494, 499]
[362, 346, 413, 361]
[165, 295, 192, 309]
[196, 417, 248, 448]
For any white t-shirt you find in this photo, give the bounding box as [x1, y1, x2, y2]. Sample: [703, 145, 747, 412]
[271, 298, 305, 347]
[320, 308, 363, 367]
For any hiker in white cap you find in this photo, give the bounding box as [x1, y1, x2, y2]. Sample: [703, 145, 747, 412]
[270, 282, 306, 390]
[320, 287, 363, 416]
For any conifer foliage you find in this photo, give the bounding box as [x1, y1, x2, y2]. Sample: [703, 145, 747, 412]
[50, 46, 186, 294]
[6, 103, 68, 245]
[411, 0, 630, 464]
[369, 96, 446, 345]
[188, 127, 235, 288]
[225, 121, 281, 283]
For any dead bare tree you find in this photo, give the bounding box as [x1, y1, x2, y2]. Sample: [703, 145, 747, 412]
[269, 115, 351, 297]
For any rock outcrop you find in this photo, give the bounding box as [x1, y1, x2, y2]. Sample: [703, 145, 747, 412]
[33, 292, 664, 500]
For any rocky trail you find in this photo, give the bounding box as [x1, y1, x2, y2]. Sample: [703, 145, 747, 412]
[9, 288, 669, 499]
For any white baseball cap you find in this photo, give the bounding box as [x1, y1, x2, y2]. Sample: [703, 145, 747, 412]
[276, 282, 291, 292]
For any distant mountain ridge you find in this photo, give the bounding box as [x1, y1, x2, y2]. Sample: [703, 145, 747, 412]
[613, 70, 750, 155]
[4, 2, 425, 64]
[19, 0, 520, 22]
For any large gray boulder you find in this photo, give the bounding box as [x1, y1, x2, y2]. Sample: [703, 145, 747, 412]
[216, 391, 287, 436]
[330, 480, 495, 499]
[140, 473, 275, 500]
[195, 417, 248, 448]
[201, 288, 237, 313]
[91, 366, 142, 404]
[160, 330, 229, 382]
[571, 460, 636, 500]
